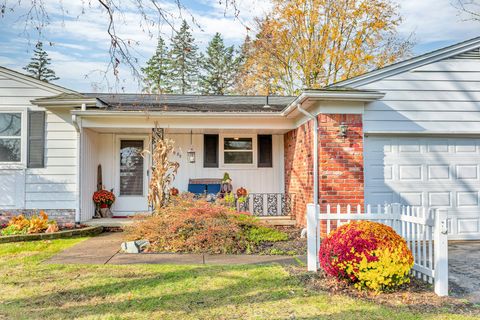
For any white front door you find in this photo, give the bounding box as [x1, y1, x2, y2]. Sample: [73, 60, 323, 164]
[114, 136, 149, 215]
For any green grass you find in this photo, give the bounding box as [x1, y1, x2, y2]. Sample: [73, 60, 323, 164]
[0, 238, 476, 320]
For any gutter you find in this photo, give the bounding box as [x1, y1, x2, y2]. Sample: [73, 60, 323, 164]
[32, 99, 97, 107]
[70, 110, 287, 118]
[71, 115, 82, 225]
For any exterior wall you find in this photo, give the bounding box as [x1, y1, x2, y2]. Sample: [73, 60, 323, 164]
[26, 109, 77, 210]
[167, 133, 285, 194]
[318, 114, 364, 209]
[0, 70, 77, 223]
[360, 56, 480, 132]
[284, 121, 314, 226]
[80, 128, 99, 221]
[92, 132, 285, 215]
[284, 114, 364, 226]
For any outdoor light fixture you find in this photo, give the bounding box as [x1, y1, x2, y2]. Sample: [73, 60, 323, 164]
[187, 130, 196, 163]
[339, 122, 348, 138]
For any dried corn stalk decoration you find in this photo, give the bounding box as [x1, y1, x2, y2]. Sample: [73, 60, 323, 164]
[144, 123, 179, 214]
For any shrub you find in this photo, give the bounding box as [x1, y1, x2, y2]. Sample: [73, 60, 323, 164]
[125, 197, 289, 254]
[1, 212, 57, 236]
[230, 214, 288, 244]
[319, 221, 413, 292]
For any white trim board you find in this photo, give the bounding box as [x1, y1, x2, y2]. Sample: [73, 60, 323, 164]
[333, 36, 480, 88]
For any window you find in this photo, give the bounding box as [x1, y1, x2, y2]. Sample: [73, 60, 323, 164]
[257, 135, 273, 167]
[223, 137, 254, 165]
[0, 113, 21, 162]
[119, 140, 144, 196]
[203, 134, 219, 168]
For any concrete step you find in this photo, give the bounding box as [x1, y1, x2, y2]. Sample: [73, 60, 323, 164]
[258, 216, 296, 226]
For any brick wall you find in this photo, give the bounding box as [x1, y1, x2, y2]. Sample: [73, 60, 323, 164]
[284, 120, 314, 226]
[284, 114, 364, 226]
[318, 114, 364, 210]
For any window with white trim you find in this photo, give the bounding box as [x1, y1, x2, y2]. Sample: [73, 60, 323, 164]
[223, 137, 254, 165]
[0, 113, 22, 162]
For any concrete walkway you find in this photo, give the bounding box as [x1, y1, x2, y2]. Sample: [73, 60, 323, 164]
[45, 232, 305, 266]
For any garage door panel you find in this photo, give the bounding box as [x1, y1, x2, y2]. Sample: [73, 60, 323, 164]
[428, 192, 452, 207]
[365, 136, 480, 240]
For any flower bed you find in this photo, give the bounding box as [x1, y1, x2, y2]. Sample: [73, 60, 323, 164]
[125, 195, 291, 254]
[0, 212, 101, 243]
[0, 225, 103, 243]
[1, 212, 59, 236]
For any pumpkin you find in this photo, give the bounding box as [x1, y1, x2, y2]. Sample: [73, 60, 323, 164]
[236, 187, 248, 197]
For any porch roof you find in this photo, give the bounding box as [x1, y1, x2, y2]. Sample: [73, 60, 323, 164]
[83, 93, 296, 113]
[32, 88, 383, 115]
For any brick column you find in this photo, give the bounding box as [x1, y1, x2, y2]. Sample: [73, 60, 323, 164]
[284, 121, 314, 226]
[284, 114, 364, 226]
[318, 114, 364, 210]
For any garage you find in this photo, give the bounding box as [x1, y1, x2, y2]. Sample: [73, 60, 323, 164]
[365, 136, 480, 240]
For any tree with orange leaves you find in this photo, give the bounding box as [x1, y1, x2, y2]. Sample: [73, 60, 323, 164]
[236, 0, 413, 95]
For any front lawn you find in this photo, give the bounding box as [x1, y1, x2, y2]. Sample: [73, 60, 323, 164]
[0, 238, 477, 320]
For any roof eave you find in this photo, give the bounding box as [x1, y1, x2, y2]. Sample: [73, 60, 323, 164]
[32, 98, 98, 107]
[70, 110, 286, 117]
[281, 90, 385, 116]
[333, 36, 480, 88]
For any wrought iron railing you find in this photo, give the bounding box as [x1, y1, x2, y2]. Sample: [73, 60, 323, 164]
[235, 193, 294, 216]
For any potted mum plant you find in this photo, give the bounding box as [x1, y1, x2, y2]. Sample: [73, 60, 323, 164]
[93, 189, 116, 218]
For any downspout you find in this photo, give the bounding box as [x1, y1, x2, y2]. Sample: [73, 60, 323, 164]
[296, 104, 319, 209]
[72, 115, 82, 225]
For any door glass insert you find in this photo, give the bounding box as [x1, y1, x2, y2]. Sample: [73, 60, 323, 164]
[120, 140, 144, 196]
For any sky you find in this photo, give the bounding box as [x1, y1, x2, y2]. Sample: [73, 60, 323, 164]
[0, 0, 478, 93]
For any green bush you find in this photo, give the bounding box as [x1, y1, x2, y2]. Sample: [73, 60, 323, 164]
[1, 225, 27, 236]
[244, 226, 288, 244]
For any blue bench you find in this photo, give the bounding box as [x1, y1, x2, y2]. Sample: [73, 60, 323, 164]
[187, 178, 222, 195]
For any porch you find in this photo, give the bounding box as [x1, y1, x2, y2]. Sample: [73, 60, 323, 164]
[78, 126, 294, 223]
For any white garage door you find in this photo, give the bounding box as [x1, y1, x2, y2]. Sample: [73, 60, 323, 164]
[365, 136, 480, 240]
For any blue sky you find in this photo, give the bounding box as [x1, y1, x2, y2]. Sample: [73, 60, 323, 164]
[0, 0, 478, 92]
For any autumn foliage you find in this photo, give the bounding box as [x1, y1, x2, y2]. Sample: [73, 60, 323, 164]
[319, 221, 413, 292]
[125, 195, 287, 254]
[1, 211, 58, 235]
[236, 0, 412, 95]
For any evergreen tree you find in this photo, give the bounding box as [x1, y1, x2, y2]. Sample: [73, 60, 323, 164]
[199, 33, 240, 95]
[23, 42, 59, 82]
[169, 20, 199, 94]
[142, 36, 172, 93]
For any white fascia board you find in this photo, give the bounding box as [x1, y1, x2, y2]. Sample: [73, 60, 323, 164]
[71, 110, 286, 118]
[0, 66, 77, 94]
[33, 99, 97, 107]
[334, 37, 480, 88]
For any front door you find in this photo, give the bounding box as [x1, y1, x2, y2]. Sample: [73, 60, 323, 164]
[114, 136, 149, 215]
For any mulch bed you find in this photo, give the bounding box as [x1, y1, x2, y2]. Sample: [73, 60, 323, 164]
[251, 226, 307, 256]
[288, 266, 480, 316]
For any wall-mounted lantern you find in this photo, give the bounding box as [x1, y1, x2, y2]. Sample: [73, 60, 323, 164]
[187, 130, 196, 163]
[339, 122, 348, 138]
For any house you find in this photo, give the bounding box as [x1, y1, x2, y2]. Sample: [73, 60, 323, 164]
[0, 36, 480, 240]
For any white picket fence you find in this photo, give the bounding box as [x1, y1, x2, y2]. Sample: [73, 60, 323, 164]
[306, 203, 449, 296]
